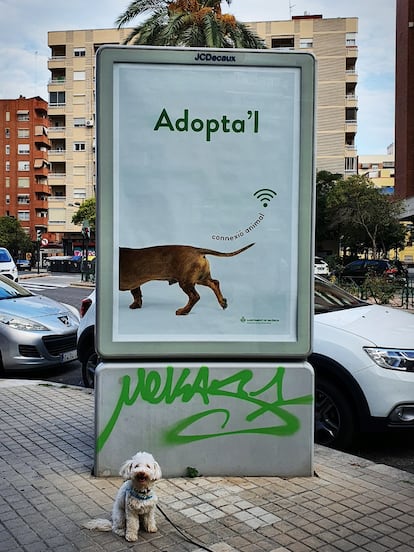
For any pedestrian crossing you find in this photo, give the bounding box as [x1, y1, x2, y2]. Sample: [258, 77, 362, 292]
[19, 281, 68, 293]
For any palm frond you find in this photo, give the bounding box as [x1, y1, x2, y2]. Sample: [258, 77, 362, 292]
[116, 0, 168, 28]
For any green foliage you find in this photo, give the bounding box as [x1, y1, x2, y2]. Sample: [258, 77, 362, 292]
[362, 273, 403, 305]
[186, 466, 200, 477]
[316, 171, 407, 259]
[116, 0, 266, 48]
[71, 198, 96, 231]
[0, 216, 33, 258]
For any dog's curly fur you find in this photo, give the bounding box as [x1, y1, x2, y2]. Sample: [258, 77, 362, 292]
[83, 451, 162, 542]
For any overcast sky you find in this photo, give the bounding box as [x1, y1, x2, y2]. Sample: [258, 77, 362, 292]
[0, 0, 395, 154]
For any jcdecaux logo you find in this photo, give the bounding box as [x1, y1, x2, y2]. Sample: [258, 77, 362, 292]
[194, 52, 236, 62]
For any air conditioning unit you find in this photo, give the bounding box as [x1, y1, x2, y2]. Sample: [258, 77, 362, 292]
[86, 119, 94, 127]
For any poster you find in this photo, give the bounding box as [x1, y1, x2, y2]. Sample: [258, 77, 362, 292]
[96, 46, 315, 359]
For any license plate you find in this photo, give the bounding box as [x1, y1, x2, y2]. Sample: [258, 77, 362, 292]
[60, 350, 77, 362]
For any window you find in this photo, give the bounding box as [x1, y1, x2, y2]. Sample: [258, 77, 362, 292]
[5, 145, 10, 155]
[73, 142, 86, 151]
[345, 157, 357, 172]
[5, 128, 10, 138]
[17, 211, 30, 221]
[74, 48, 86, 57]
[5, 111, 10, 122]
[17, 195, 30, 204]
[48, 208, 66, 224]
[73, 71, 86, 81]
[73, 188, 86, 199]
[18, 128, 29, 138]
[5, 195, 10, 204]
[18, 177, 30, 188]
[271, 36, 294, 49]
[5, 177, 10, 188]
[18, 161, 30, 171]
[346, 33, 357, 47]
[73, 165, 86, 176]
[49, 91, 66, 106]
[18, 144, 30, 155]
[74, 117, 86, 127]
[17, 110, 29, 121]
[300, 38, 313, 48]
[5, 161, 10, 172]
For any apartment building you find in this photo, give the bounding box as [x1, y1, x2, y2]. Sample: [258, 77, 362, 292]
[47, 15, 358, 240]
[358, 154, 395, 194]
[0, 96, 50, 241]
[47, 28, 131, 249]
[247, 14, 359, 176]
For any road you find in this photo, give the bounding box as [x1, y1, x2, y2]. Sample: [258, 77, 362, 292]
[5, 272, 414, 474]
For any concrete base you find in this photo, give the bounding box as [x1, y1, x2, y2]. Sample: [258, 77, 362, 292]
[94, 361, 314, 478]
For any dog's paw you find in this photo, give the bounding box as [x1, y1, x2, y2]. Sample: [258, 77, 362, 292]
[146, 524, 158, 533]
[125, 532, 138, 542]
[113, 527, 125, 537]
[222, 298, 228, 309]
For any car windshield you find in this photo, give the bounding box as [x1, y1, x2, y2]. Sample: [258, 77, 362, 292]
[0, 276, 32, 300]
[315, 277, 365, 314]
[0, 249, 12, 263]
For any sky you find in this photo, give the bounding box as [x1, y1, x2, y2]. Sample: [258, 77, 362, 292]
[0, 0, 396, 154]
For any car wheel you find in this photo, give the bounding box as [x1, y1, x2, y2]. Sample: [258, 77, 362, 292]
[315, 379, 355, 449]
[81, 346, 98, 388]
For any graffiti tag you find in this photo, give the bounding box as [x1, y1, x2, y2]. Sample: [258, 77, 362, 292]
[97, 366, 313, 452]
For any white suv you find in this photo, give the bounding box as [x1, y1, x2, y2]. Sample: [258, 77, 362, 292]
[77, 278, 414, 448]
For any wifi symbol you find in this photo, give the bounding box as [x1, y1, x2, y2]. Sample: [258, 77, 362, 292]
[253, 188, 277, 207]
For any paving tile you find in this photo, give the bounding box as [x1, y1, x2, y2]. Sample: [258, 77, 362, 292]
[3, 382, 414, 552]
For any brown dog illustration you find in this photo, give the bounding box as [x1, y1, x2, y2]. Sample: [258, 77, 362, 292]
[119, 243, 254, 315]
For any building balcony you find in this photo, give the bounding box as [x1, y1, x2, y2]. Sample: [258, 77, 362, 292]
[345, 120, 357, 133]
[33, 199, 49, 210]
[345, 70, 358, 83]
[345, 94, 358, 108]
[49, 150, 66, 161]
[49, 78, 66, 85]
[35, 212, 49, 223]
[48, 126, 66, 134]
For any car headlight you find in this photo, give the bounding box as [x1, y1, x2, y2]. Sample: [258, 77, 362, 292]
[365, 347, 414, 371]
[0, 314, 49, 331]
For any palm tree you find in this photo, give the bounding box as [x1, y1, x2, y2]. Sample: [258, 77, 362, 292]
[116, 0, 266, 48]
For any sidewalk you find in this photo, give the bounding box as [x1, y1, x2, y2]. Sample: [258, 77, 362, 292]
[1, 380, 414, 552]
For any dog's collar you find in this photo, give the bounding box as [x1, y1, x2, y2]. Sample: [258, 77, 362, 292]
[128, 487, 154, 501]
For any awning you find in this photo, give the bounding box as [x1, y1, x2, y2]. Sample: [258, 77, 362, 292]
[17, 109, 29, 114]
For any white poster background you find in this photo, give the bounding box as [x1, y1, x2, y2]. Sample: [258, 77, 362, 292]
[112, 63, 301, 343]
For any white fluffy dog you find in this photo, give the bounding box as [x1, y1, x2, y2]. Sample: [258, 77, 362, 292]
[83, 451, 162, 542]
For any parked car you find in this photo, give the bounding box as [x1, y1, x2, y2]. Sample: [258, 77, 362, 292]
[0, 274, 80, 373]
[77, 278, 414, 449]
[77, 290, 97, 388]
[337, 258, 407, 283]
[16, 259, 32, 271]
[314, 256, 329, 276]
[0, 247, 19, 282]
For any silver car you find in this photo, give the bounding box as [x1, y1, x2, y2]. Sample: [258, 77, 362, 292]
[0, 274, 80, 373]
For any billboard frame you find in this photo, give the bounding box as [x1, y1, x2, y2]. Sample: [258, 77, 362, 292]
[96, 45, 315, 360]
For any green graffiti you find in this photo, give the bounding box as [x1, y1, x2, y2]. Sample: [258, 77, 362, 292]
[96, 366, 313, 452]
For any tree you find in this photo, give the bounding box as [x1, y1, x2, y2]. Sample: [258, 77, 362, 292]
[71, 198, 96, 232]
[326, 175, 406, 259]
[315, 170, 343, 245]
[0, 217, 33, 259]
[116, 0, 266, 48]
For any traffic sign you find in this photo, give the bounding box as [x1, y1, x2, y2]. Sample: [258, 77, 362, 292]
[41, 238, 48, 246]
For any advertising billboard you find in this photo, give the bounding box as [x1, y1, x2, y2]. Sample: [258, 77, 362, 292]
[96, 46, 315, 359]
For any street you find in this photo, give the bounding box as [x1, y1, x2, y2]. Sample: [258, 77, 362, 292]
[4, 272, 414, 475]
